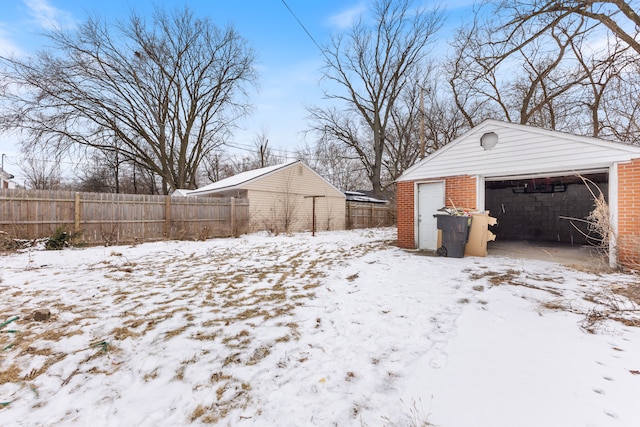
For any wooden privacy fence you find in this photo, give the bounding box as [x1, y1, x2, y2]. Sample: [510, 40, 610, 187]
[345, 201, 395, 229]
[0, 189, 249, 245]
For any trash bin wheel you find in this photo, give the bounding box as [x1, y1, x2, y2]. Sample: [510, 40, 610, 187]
[436, 246, 447, 257]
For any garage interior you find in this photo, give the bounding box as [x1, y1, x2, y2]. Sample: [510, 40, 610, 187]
[484, 172, 609, 263]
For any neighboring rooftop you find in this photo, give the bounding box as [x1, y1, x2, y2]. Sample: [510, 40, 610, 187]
[0, 167, 15, 180]
[173, 160, 299, 196]
[344, 190, 388, 204]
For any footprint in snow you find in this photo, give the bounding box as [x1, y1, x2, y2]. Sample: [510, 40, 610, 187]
[428, 342, 448, 369]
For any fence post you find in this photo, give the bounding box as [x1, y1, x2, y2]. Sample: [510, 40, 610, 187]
[369, 204, 374, 227]
[165, 196, 171, 238]
[230, 197, 235, 236]
[74, 192, 81, 234]
[346, 202, 351, 229]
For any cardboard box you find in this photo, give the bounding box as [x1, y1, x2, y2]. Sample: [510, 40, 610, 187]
[464, 212, 497, 257]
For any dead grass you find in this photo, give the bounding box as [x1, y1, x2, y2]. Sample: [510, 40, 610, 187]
[379, 398, 434, 427]
[246, 346, 271, 365]
[164, 324, 192, 339]
[191, 330, 219, 341]
[0, 230, 398, 424]
[111, 327, 140, 340]
[468, 269, 563, 296]
[23, 353, 66, 382]
[470, 266, 640, 333]
[612, 282, 640, 305]
[0, 364, 21, 385]
[468, 268, 520, 284]
[536, 285, 640, 333]
[143, 368, 159, 382]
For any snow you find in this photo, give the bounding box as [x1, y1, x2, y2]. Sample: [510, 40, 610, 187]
[1, 228, 639, 426]
[344, 191, 388, 204]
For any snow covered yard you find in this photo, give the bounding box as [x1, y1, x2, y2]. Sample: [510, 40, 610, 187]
[1, 228, 639, 426]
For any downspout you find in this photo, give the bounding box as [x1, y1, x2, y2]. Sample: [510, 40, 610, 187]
[609, 163, 619, 268]
[413, 181, 420, 249]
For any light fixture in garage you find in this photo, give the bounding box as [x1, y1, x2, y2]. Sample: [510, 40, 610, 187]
[480, 132, 499, 150]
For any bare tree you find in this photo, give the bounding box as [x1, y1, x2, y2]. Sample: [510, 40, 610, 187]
[570, 35, 637, 138]
[199, 129, 287, 186]
[297, 140, 368, 191]
[383, 74, 423, 183]
[252, 130, 275, 169]
[73, 151, 116, 193]
[447, 1, 640, 141]
[421, 81, 469, 154]
[448, 9, 588, 130]
[383, 68, 464, 182]
[498, 1, 640, 56]
[0, 6, 256, 194]
[20, 152, 64, 190]
[308, 0, 443, 198]
[599, 69, 640, 144]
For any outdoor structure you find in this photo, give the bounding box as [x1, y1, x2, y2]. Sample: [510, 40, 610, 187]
[179, 160, 346, 233]
[0, 167, 15, 189]
[396, 119, 640, 267]
[344, 190, 388, 204]
[344, 190, 394, 229]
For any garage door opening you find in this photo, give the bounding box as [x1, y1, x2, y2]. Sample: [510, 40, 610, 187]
[485, 172, 608, 247]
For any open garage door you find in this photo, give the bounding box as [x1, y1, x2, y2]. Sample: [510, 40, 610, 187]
[484, 170, 608, 245]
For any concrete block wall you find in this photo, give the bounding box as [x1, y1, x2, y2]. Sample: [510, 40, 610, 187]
[618, 159, 640, 267]
[485, 183, 608, 243]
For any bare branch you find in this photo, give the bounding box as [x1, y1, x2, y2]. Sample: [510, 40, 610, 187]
[0, 6, 256, 193]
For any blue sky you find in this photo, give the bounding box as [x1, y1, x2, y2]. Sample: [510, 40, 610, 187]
[0, 0, 472, 177]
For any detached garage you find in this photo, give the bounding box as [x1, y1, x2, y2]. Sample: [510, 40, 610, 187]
[396, 120, 640, 267]
[179, 160, 346, 234]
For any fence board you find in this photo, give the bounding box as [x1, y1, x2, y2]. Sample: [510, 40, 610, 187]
[345, 201, 395, 229]
[0, 189, 249, 245]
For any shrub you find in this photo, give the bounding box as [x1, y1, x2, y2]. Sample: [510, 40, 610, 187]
[46, 227, 73, 250]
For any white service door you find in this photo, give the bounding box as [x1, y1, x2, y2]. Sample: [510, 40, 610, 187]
[417, 182, 444, 250]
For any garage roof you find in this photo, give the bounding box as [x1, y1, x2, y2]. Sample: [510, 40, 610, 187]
[180, 160, 345, 198]
[186, 160, 299, 196]
[398, 120, 640, 182]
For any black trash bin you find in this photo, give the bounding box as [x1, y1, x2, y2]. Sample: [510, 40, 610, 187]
[434, 214, 471, 258]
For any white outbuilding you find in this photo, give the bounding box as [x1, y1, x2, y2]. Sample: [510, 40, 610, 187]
[178, 160, 346, 234]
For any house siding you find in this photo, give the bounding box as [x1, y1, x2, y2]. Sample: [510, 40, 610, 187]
[617, 159, 640, 266]
[399, 120, 640, 183]
[244, 163, 345, 233]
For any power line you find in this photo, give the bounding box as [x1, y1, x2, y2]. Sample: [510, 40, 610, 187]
[223, 139, 303, 156]
[280, 0, 325, 55]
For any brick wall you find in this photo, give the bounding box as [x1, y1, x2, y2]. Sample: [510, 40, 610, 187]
[445, 175, 477, 210]
[396, 175, 476, 249]
[397, 181, 415, 248]
[617, 159, 640, 267]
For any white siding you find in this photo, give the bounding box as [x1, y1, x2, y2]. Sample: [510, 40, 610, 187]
[399, 120, 640, 181]
[243, 163, 346, 232]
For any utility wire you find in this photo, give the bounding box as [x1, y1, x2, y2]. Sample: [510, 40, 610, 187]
[280, 0, 325, 56]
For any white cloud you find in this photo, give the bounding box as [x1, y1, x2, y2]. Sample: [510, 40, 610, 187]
[23, 0, 76, 31]
[0, 26, 23, 56]
[327, 3, 367, 29]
